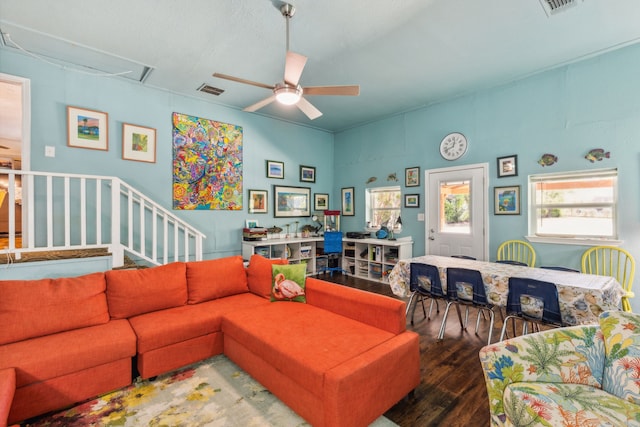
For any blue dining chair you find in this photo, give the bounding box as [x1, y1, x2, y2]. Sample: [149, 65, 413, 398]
[408, 263, 442, 324]
[446, 267, 500, 345]
[495, 260, 528, 267]
[540, 266, 579, 273]
[451, 255, 476, 260]
[499, 277, 563, 341]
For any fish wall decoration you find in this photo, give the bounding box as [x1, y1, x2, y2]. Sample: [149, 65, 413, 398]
[585, 148, 610, 163]
[538, 153, 558, 167]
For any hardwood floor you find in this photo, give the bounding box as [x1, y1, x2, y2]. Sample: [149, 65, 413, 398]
[322, 273, 493, 427]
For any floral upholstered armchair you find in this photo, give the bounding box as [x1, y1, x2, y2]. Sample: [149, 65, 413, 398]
[479, 310, 640, 426]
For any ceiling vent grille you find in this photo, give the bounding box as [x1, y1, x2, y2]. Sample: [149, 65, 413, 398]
[539, 0, 582, 16]
[198, 84, 225, 96]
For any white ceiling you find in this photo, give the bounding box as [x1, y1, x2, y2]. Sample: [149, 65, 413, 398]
[2, 0, 640, 134]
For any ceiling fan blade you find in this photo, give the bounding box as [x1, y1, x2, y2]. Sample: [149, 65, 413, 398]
[284, 51, 307, 86]
[244, 94, 277, 112]
[303, 85, 360, 96]
[213, 73, 274, 90]
[296, 96, 322, 120]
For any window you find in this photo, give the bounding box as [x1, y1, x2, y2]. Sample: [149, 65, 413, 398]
[365, 186, 401, 229]
[528, 168, 618, 242]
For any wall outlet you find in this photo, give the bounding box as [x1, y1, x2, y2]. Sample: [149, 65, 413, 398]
[45, 146, 55, 157]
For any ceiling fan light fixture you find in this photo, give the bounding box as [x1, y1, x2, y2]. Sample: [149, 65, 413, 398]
[275, 85, 302, 105]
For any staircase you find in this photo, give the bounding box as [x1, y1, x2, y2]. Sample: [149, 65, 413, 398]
[0, 170, 205, 268]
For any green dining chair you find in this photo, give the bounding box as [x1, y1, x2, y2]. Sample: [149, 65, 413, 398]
[496, 240, 536, 268]
[581, 246, 635, 312]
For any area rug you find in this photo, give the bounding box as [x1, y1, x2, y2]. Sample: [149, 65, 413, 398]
[24, 355, 398, 427]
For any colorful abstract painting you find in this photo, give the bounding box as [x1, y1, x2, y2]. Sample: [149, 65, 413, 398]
[172, 113, 243, 210]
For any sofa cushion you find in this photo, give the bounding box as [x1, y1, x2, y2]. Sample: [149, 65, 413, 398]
[106, 262, 187, 319]
[0, 320, 136, 388]
[222, 303, 395, 395]
[0, 368, 15, 427]
[504, 381, 640, 426]
[600, 310, 640, 404]
[246, 255, 288, 298]
[186, 256, 249, 304]
[0, 272, 109, 346]
[129, 293, 268, 354]
[271, 263, 306, 303]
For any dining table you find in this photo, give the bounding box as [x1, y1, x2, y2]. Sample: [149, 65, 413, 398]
[388, 254, 625, 325]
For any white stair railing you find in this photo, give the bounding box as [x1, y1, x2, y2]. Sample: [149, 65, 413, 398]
[0, 170, 205, 267]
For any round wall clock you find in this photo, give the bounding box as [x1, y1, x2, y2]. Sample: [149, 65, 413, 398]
[439, 132, 468, 161]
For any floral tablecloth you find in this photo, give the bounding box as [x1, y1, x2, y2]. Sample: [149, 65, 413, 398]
[388, 255, 624, 325]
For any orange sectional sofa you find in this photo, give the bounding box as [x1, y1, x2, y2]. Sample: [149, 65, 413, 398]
[0, 254, 420, 427]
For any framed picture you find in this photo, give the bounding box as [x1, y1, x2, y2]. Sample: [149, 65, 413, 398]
[314, 193, 329, 211]
[248, 189, 268, 214]
[300, 165, 316, 183]
[341, 187, 355, 216]
[245, 219, 259, 228]
[274, 185, 311, 217]
[266, 160, 284, 179]
[495, 185, 521, 215]
[405, 166, 420, 187]
[405, 194, 420, 208]
[497, 155, 518, 178]
[122, 123, 156, 163]
[67, 106, 108, 151]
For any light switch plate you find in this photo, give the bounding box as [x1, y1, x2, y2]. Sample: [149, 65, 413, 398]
[417, 213, 425, 221]
[45, 146, 55, 157]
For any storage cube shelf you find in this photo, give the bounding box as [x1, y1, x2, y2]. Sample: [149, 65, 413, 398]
[242, 236, 412, 283]
[341, 238, 413, 283]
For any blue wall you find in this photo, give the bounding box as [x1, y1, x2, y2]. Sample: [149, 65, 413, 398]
[3, 42, 640, 311]
[0, 49, 334, 259]
[334, 44, 640, 311]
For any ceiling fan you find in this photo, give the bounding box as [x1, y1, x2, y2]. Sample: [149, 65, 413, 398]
[213, 2, 359, 120]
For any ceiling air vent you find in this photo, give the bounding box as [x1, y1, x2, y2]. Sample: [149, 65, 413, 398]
[198, 84, 224, 96]
[539, 0, 582, 17]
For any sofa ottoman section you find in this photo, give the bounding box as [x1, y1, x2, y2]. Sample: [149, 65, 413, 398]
[222, 302, 420, 427]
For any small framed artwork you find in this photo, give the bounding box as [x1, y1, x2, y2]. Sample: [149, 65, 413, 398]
[245, 219, 259, 228]
[495, 185, 521, 215]
[497, 155, 518, 178]
[266, 160, 284, 179]
[67, 106, 108, 151]
[300, 165, 316, 183]
[274, 185, 311, 217]
[314, 193, 329, 211]
[248, 189, 268, 214]
[405, 166, 420, 187]
[404, 194, 420, 208]
[122, 123, 156, 163]
[341, 187, 355, 216]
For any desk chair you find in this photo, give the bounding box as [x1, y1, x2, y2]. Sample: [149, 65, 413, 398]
[446, 267, 500, 345]
[582, 246, 636, 312]
[319, 231, 349, 277]
[496, 240, 536, 267]
[499, 277, 562, 341]
[408, 263, 443, 325]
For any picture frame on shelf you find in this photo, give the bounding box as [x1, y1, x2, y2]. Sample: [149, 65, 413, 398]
[274, 185, 311, 217]
[341, 187, 355, 216]
[497, 155, 518, 178]
[266, 160, 284, 179]
[314, 193, 329, 211]
[122, 123, 156, 163]
[299, 165, 316, 183]
[248, 189, 268, 214]
[404, 194, 420, 208]
[405, 166, 420, 187]
[67, 106, 108, 151]
[245, 219, 259, 228]
[494, 185, 521, 215]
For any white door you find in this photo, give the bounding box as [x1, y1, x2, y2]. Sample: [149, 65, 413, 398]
[426, 163, 488, 260]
